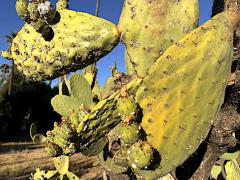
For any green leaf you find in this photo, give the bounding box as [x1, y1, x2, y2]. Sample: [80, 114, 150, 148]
[32, 134, 46, 144]
[70, 73, 93, 108]
[51, 95, 81, 117]
[225, 159, 240, 180]
[53, 155, 69, 175]
[220, 151, 240, 160]
[67, 171, 79, 180]
[211, 165, 222, 179]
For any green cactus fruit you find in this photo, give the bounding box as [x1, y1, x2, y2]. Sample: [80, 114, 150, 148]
[53, 122, 75, 140]
[113, 148, 128, 167]
[118, 0, 199, 77]
[117, 94, 138, 123]
[16, 0, 28, 20]
[56, 0, 69, 10]
[45, 143, 63, 157]
[53, 134, 69, 148]
[69, 110, 81, 128]
[32, 18, 47, 32]
[5, 9, 120, 81]
[27, 2, 39, 21]
[119, 123, 140, 145]
[127, 141, 153, 169]
[135, 11, 234, 178]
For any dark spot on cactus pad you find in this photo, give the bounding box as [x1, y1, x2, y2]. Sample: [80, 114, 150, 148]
[41, 26, 54, 41]
[49, 11, 61, 25]
[148, 118, 153, 123]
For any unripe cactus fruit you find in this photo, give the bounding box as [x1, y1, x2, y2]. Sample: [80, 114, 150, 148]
[16, 0, 28, 20]
[119, 123, 140, 145]
[127, 141, 153, 169]
[27, 2, 39, 21]
[4, 9, 120, 81]
[118, 0, 199, 77]
[117, 93, 138, 123]
[135, 11, 234, 178]
[45, 143, 63, 157]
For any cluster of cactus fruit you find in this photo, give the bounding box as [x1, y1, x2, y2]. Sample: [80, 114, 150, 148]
[1, 0, 240, 179]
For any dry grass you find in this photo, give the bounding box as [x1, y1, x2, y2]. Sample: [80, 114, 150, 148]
[0, 142, 103, 180]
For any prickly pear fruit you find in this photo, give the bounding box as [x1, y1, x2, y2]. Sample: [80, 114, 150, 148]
[45, 143, 63, 157]
[136, 11, 234, 177]
[127, 141, 153, 169]
[3, 9, 120, 81]
[16, 0, 28, 20]
[53, 122, 75, 140]
[27, 2, 39, 21]
[119, 123, 140, 145]
[118, 0, 199, 77]
[117, 93, 138, 123]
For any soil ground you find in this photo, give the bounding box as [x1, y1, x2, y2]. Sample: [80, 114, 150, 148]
[0, 142, 104, 180]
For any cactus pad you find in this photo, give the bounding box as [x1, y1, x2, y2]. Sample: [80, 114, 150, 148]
[118, 0, 199, 77]
[7, 9, 119, 81]
[136, 12, 233, 177]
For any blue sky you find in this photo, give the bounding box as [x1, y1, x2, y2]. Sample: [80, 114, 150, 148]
[0, 0, 213, 87]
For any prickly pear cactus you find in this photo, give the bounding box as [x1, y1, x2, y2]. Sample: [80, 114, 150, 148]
[135, 11, 234, 178]
[45, 78, 142, 157]
[2, 9, 120, 81]
[118, 0, 199, 77]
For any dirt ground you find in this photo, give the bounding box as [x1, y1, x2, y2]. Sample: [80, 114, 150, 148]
[0, 142, 104, 180]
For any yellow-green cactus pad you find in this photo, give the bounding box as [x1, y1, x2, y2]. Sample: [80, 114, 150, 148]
[9, 9, 120, 81]
[135, 12, 233, 178]
[118, 0, 199, 77]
